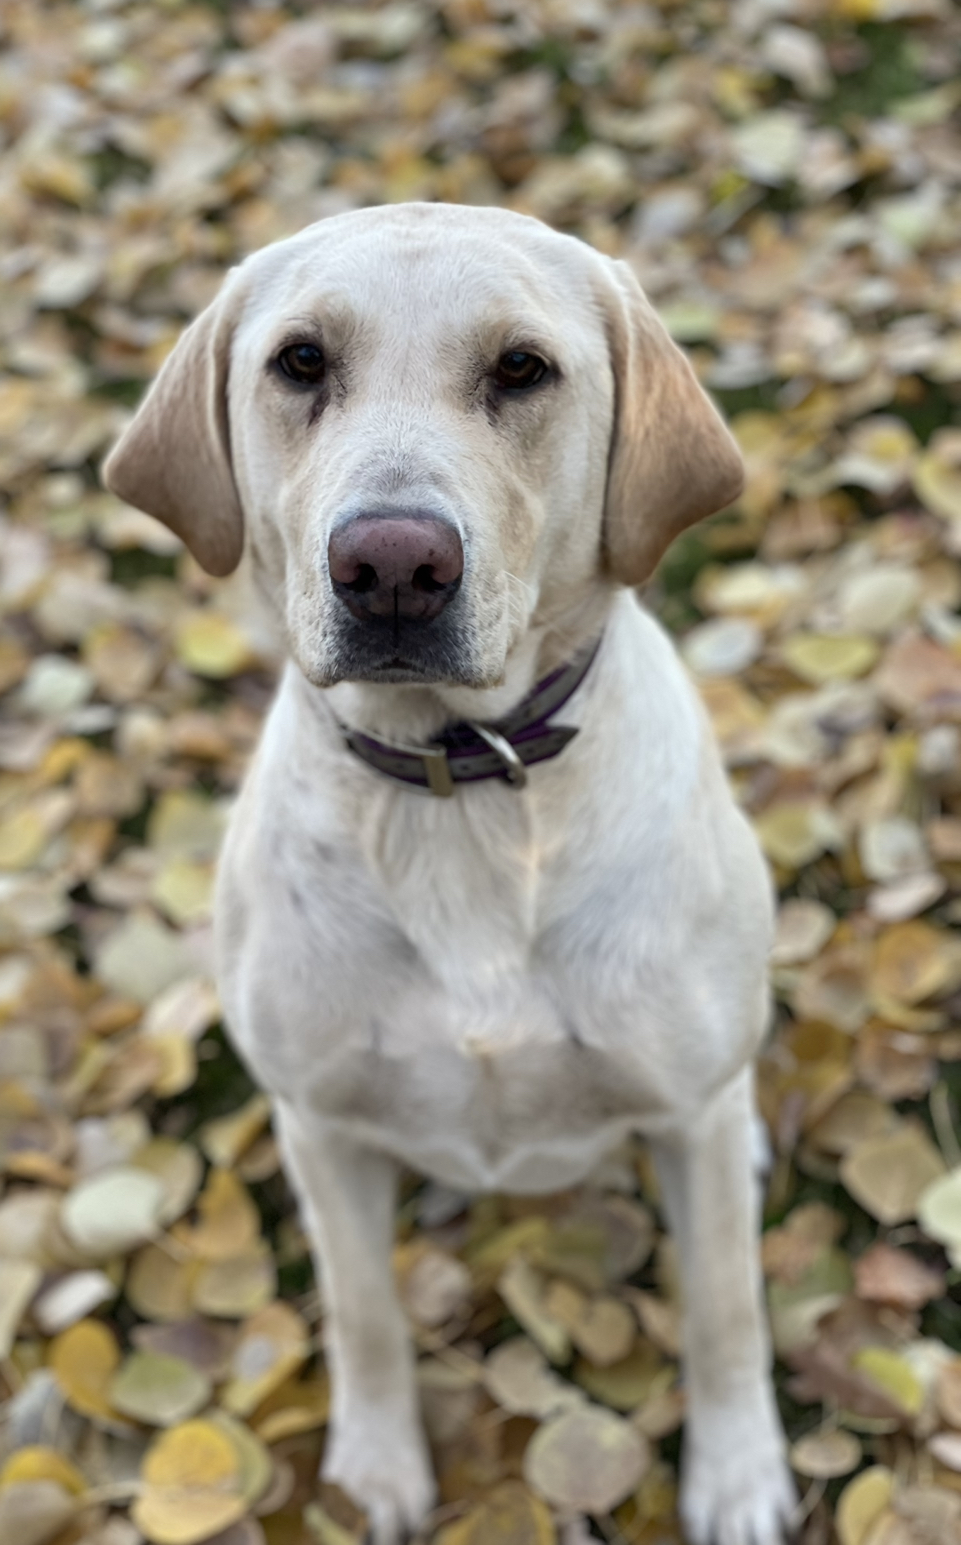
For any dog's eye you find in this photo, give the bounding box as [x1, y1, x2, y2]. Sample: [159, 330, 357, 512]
[277, 342, 326, 385]
[494, 351, 548, 391]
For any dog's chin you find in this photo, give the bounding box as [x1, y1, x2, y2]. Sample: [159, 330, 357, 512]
[302, 616, 497, 690]
[328, 656, 497, 688]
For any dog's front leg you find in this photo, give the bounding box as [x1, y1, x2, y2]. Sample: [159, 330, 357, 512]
[273, 1101, 435, 1544]
[650, 1068, 796, 1545]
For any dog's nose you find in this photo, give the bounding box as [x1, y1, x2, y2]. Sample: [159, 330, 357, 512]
[328, 514, 464, 622]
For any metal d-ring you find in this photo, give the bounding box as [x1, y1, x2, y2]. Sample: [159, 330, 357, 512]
[467, 721, 528, 788]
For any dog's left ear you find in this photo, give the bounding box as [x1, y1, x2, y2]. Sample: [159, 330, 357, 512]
[101, 283, 243, 578]
[597, 259, 744, 587]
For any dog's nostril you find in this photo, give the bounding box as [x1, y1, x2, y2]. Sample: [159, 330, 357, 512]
[412, 563, 455, 594]
[342, 563, 378, 595]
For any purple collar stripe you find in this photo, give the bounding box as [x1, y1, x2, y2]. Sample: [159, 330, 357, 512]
[341, 636, 602, 797]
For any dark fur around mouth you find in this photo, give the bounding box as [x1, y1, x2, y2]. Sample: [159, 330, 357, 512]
[327, 603, 481, 685]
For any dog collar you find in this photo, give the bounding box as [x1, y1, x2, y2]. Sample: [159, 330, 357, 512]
[340, 637, 601, 797]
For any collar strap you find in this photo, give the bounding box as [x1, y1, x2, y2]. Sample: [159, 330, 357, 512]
[341, 637, 601, 796]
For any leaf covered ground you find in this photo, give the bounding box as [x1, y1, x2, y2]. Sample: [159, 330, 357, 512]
[1, 1, 961, 1542]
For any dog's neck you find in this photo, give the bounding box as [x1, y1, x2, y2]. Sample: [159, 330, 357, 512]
[310, 586, 616, 744]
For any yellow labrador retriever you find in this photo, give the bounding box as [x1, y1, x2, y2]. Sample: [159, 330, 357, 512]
[104, 203, 795, 1545]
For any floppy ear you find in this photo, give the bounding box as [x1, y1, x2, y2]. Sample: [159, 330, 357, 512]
[598, 259, 744, 587]
[101, 291, 243, 577]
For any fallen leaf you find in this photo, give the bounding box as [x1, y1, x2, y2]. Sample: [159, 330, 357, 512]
[61, 1164, 165, 1257]
[221, 1301, 309, 1417]
[851, 1347, 924, 1416]
[436, 1481, 555, 1545]
[523, 1404, 650, 1514]
[854, 1243, 945, 1310]
[0, 1259, 42, 1357]
[174, 613, 254, 678]
[0, 1446, 86, 1495]
[771, 898, 836, 965]
[790, 1427, 862, 1479]
[110, 1351, 212, 1427]
[48, 1318, 121, 1421]
[836, 1467, 895, 1545]
[781, 633, 879, 684]
[483, 1339, 582, 1420]
[133, 1419, 246, 1545]
[0, 1481, 77, 1545]
[840, 1125, 945, 1225]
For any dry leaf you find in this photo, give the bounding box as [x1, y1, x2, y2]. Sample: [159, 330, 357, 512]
[836, 1467, 895, 1545]
[483, 1338, 582, 1420]
[436, 1482, 555, 1545]
[49, 1318, 121, 1421]
[0, 1481, 78, 1545]
[854, 1243, 945, 1310]
[61, 1164, 165, 1257]
[0, 1446, 86, 1495]
[110, 1351, 212, 1427]
[840, 1125, 945, 1226]
[790, 1427, 862, 1479]
[133, 1419, 246, 1545]
[221, 1301, 309, 1417]
[523, 1405, 650, 1514]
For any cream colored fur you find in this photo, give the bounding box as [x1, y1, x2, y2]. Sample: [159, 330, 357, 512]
[104, 203, 795, 1545]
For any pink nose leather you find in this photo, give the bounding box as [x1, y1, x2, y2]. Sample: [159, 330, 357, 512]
[328, 516, 464, 622]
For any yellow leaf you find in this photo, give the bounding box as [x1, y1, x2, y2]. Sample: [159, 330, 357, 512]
[252, 1373, 331, 1442]
[150, 1035, 198, 1099]
[852, 1348, 925, 1416]
[179, 1168, 261, 1262]
[914, 429, 961, 524]
[0, 808, 50, 871]
[48, 1319, 121, 1421]
[134, 1419, 246, 1545]
[836, 1467, 894, 1545]
[872, 921, 961, 1005]
[151, 857, 215, 926]
[0, 1447, 86, 1496]
[200, 1094, 272, 1169]
[781, 632, 879, 685]
[754, 800, 843, 870]
[175, 612, 253, 678]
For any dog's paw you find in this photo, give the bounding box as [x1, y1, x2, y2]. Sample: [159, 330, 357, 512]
[323, 1414, 435, 1545]
[680, 1405, 797, 1545]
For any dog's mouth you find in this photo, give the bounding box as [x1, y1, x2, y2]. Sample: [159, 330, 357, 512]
[324, 604, 485, 688]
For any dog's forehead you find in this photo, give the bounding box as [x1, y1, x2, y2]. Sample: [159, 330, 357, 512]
[239, 204, 602, 341]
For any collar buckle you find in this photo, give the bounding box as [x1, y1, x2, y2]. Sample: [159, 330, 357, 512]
[466, 721, 528, 788]
[417, 743, 455, 797]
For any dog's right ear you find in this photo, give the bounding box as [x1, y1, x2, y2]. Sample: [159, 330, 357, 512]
[102, 289, 243, 577]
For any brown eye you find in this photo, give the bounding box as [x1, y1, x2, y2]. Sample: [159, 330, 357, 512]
[277, 342, 326, 384]
[494, 351, 548, 391]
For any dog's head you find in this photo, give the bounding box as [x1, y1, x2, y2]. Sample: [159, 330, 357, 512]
[103, 204, 742, 689]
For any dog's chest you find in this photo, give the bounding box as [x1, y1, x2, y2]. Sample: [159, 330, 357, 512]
[221, 768, 682, 1189]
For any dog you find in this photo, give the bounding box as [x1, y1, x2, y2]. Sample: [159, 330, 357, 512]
[104, 202, 795, 1545]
